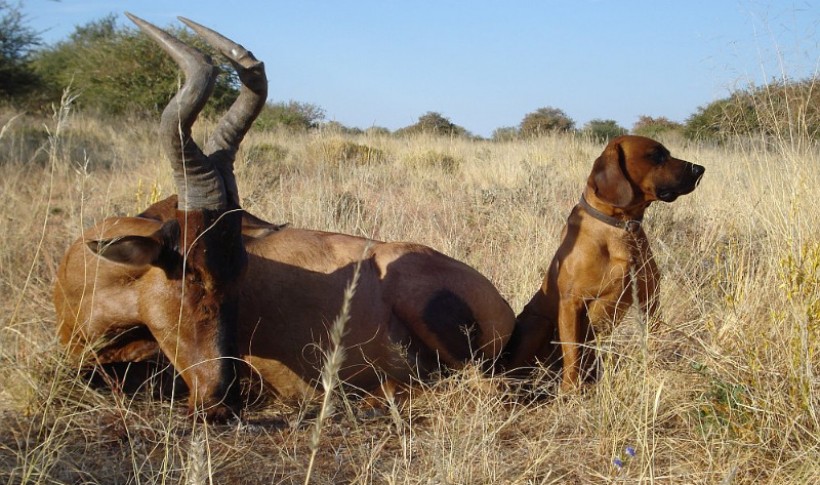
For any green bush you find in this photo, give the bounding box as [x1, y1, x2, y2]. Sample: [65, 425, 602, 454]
[31, 15, 237, 115]
[684, 77, 819, 140]
[394, 111, 471, 138]
[491, 126, 518, 142]
[684, 97, 758, 141]
[581, 119, 626, 142]
[321, 120, 364, 135]
[254, 100, 325, 132]
[365, 126, 391, 136]
[0, 1, 41, 99]
[519, 107, 575, 137]
[632, 115, 683, 138]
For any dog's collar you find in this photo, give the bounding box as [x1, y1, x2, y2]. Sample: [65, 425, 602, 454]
[578, 195, 642, 233]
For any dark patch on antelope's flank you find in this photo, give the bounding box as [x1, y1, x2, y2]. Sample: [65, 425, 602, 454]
[422, 289, 480, 361]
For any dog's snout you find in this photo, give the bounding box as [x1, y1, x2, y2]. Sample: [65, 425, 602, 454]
[691, 164, 705, 177]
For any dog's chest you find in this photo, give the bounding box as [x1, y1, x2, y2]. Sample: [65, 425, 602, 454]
[590, 234, 653, 306]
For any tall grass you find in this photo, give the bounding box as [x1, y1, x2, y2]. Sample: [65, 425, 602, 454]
[0, 99, 818, 483]
[305, 256, 361, 484]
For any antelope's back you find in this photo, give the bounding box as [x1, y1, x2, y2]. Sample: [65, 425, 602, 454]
[239, 227, 515, 394]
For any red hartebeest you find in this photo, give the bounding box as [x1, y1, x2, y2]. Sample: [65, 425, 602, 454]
[54, 15, 515, 419]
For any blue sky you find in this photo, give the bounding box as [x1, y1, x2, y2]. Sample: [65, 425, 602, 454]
[21, 1, 820, 137]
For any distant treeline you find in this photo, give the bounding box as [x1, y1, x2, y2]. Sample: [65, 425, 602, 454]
[2, 5, 818, 142]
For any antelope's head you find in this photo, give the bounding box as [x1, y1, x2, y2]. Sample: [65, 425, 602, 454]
[83, 15, 267, 421]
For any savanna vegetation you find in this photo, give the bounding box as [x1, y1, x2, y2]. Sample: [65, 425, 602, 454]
[2, 93, 819, 483]
[1, 5, 819, 484]
[4, 4, 818, 142]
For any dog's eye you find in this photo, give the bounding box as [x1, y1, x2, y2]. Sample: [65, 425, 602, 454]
[650, 151, 667, 164]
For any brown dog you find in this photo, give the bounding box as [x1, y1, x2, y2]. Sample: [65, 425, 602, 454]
[503, 135, 704, 390]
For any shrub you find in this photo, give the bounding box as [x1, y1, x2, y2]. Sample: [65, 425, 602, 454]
[632, 116, 684, 138]
[306, 137, 386, 166]
[254, 100, 325, 132]
[31, 15, 237, 115]
[491, 126, 518, 142]
[321, 120, 364, 135]
[245, 142, 288, 164]
[684, 97, 758, 141]
[394, 111, 471, 138]
[0, 1, 41, 98]
[581, 119, 627, 142]
[684, 77, 820, 140]
[365, 126, 391, 136]
[402, 149, 461, 173]
[519, 107, 575, 137]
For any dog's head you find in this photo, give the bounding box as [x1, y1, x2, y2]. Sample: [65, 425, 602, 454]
[589, 135, 705, 208]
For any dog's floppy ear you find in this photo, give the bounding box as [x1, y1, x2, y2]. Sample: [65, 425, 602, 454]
[589, 140, 634, 207]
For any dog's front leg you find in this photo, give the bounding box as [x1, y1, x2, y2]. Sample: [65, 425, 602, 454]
[557, 296, 587, 392]
[636, 247, 662, 331]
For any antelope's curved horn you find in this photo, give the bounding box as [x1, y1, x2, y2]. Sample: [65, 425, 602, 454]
[125, 12, 227, 211]
[178, 16, 268, 207]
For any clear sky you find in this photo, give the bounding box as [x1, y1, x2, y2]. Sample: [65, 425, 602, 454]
[20, 0, 820, 137]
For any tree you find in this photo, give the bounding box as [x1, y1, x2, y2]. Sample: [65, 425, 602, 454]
[683, 77, 820, 141]
[394, 111, 471, 137]
[0, 1, 41, 98]
[31, 15, 237, 114]
[519, 107, 574, 137]
[254, 100, 325, 131]
[365, 126, 391, 136]
[632, 116, 683, 138]
[684, 96, 758, 140]
[321, 120, 363, 135]
[491, 126, 518, 142]
[582, 119, 626, 142]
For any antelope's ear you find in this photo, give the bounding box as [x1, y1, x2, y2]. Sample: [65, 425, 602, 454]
[589, 140, 634, 208]
[86, 219, 181, 268]
[87, 236, 163, 266]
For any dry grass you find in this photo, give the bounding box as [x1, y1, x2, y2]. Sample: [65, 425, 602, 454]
[1, 99, 819, 484]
